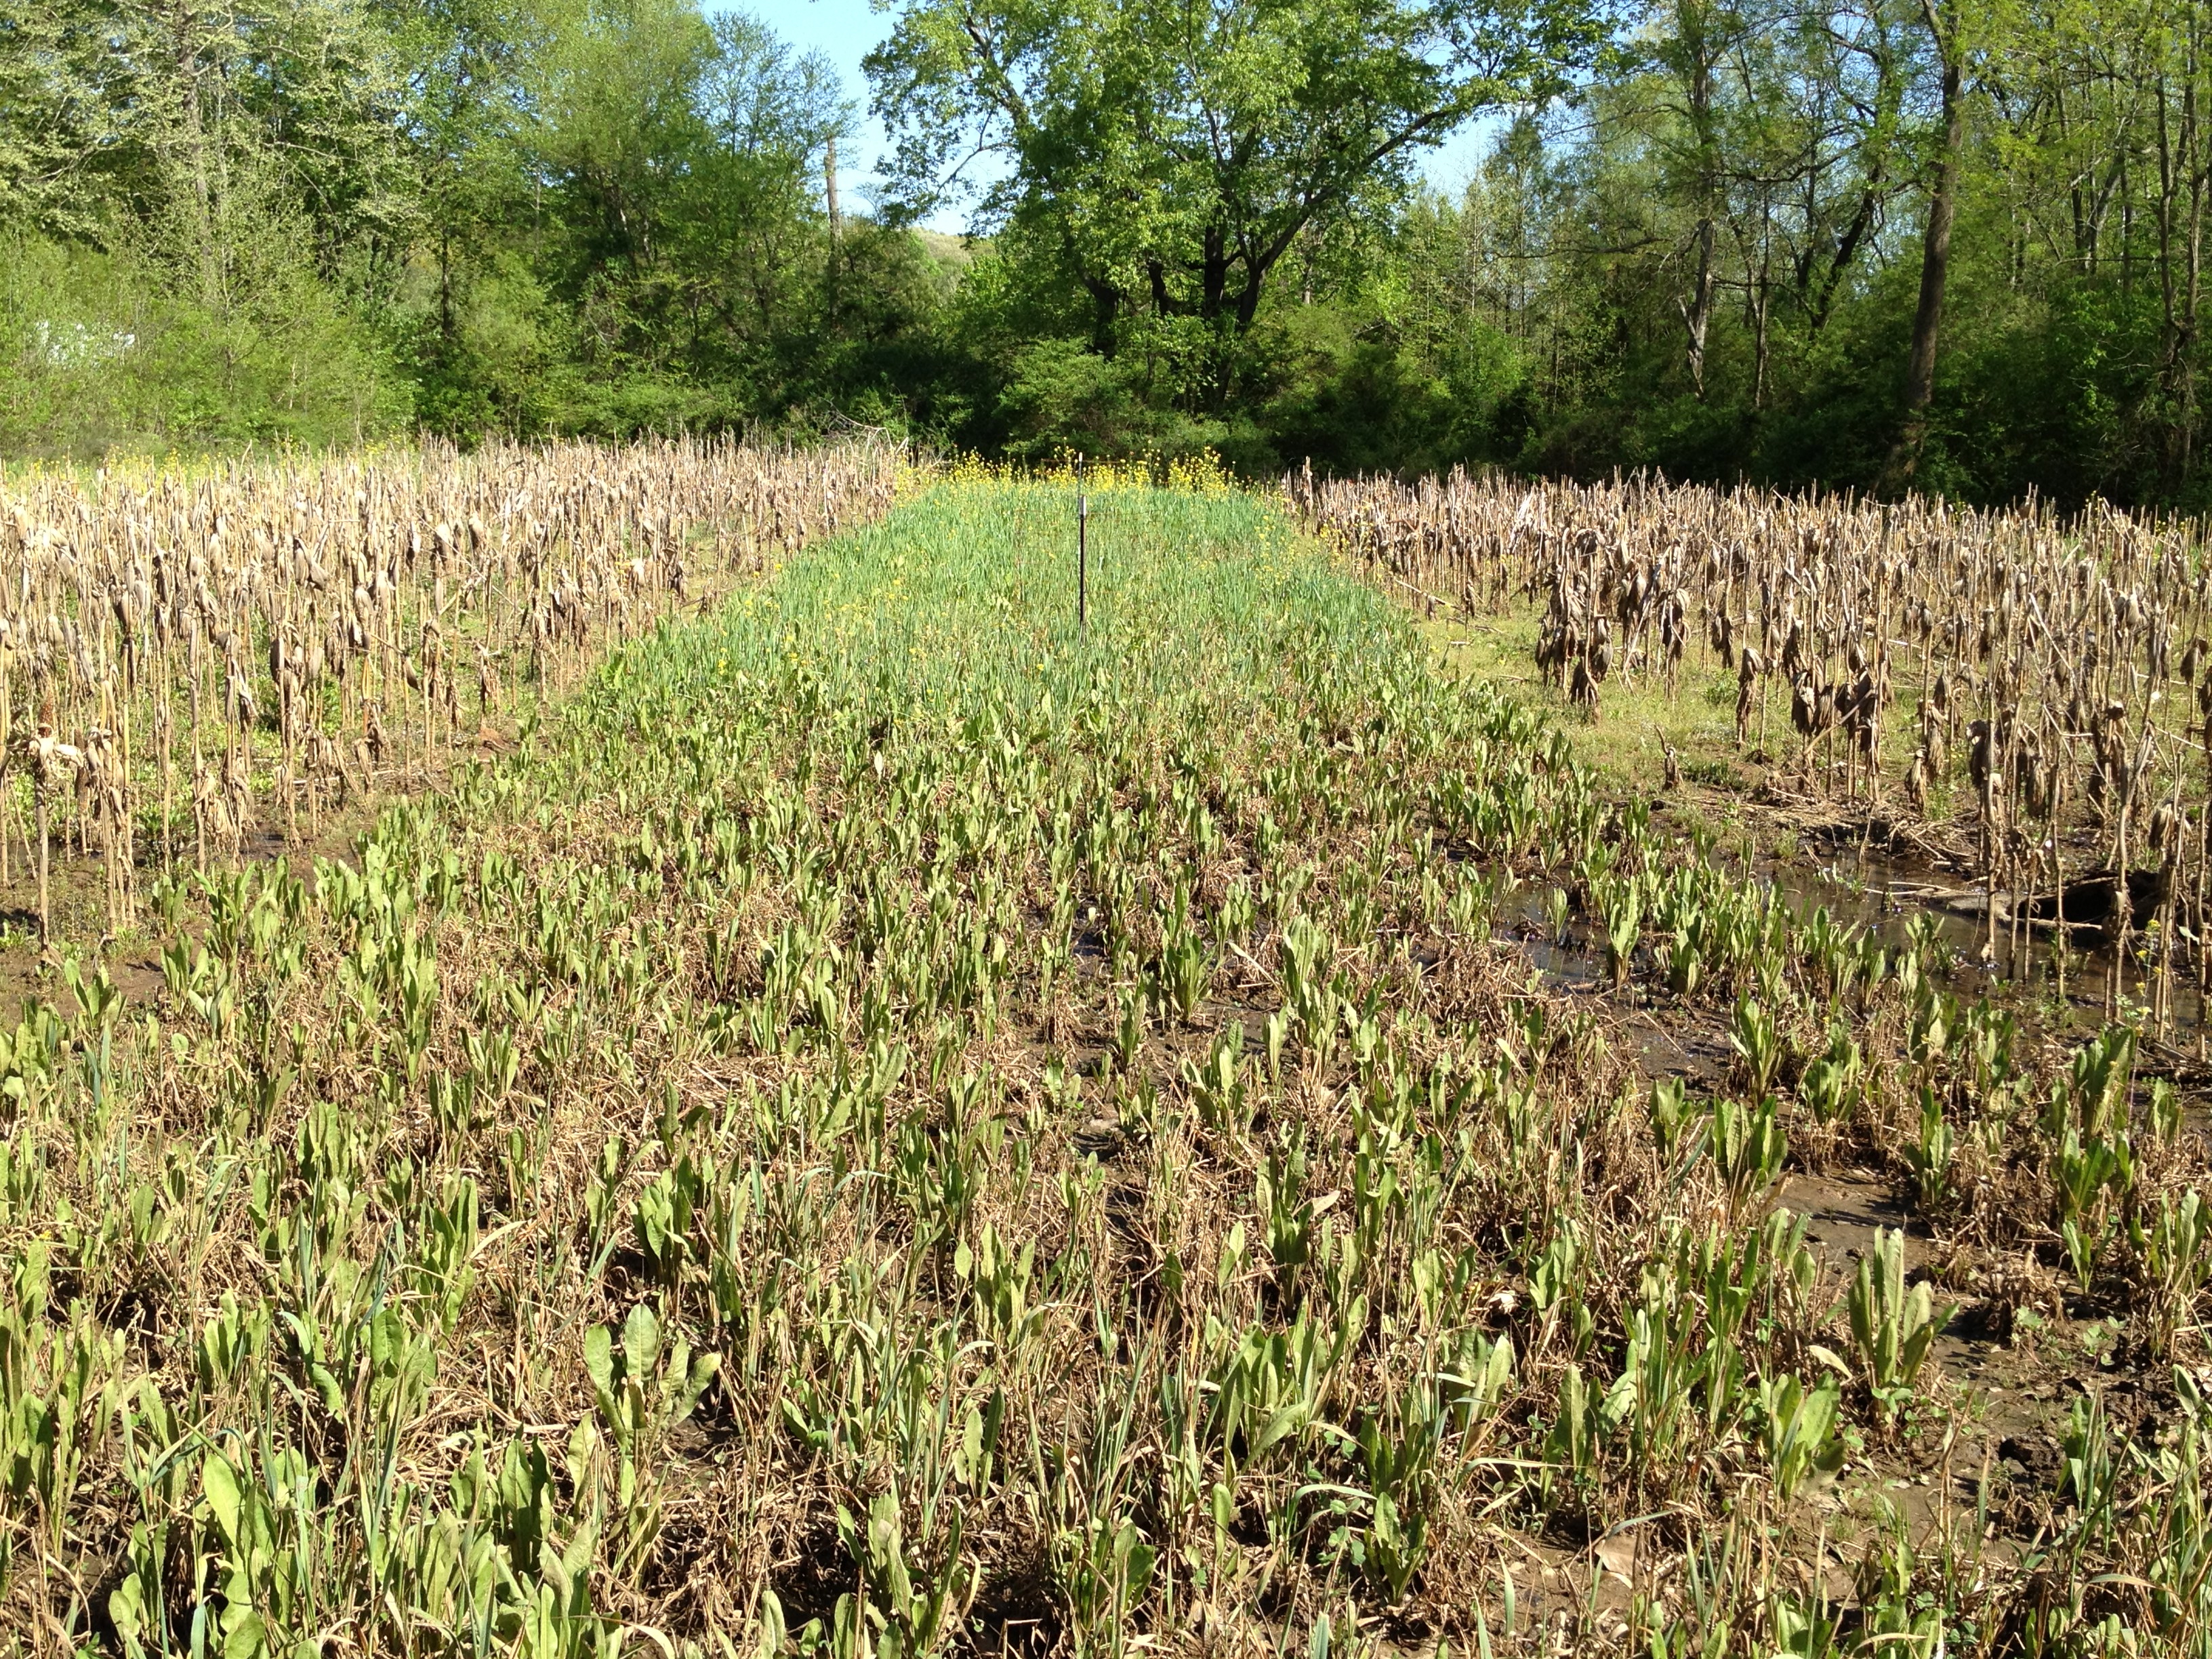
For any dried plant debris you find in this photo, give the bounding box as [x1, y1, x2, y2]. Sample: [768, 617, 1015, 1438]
[0, 437, 900, 941]
[0, 462, 2207, 1656]
[1296, 467, 2212, 1046]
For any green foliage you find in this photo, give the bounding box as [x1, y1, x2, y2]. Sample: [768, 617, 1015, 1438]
[1846, 1228, 1948, 1415]
[0, 0, 941, 455]
[1, 466, 2208, 1649]
[1757, 1371, 1845, 1501]
[0, 232, 413, 454]
[867, 0, 1599, 361]
[12, 0, 2212, 495]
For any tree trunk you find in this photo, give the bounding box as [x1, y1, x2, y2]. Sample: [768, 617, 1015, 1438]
[823, 134, 842, 318]
[1683, 215, 1717, 398]
[174, 0, 220, 312]
[1891, 17, 1963, 488]
[1082, 274, 1122, 355]
[2159, 73, 2179, 372]
[2174, 21, 2207, 476]
[1677, 1, 1721, 397]
[1749, 212, 1772, 410]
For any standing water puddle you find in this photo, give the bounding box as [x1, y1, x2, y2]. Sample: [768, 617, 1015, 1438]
[1488, 827, 2208, 1061]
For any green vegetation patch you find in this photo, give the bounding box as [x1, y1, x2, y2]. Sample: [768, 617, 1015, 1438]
[4, 480, 2207, 1654]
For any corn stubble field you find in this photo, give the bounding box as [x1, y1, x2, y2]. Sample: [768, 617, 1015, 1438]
[0, 446, 2209, 1658]
[1302, 470, 2212, 1038]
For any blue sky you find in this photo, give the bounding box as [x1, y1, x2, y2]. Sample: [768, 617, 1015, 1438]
[731, 0, 1497, 230]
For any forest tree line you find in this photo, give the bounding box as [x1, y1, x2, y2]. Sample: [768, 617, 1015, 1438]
[2, 0, 2207, 505]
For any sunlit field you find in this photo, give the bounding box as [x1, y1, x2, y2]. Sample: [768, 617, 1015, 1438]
[0, 460, 2206, 1656]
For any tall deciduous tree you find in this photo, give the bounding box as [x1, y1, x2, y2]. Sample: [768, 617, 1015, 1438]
[867, 0, 1605, 396]
[1889, 0, 1967, 484]
[0, 0, 147, 239]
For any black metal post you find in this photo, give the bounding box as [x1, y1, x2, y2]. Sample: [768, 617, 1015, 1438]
[1078, 486, 1088, 632]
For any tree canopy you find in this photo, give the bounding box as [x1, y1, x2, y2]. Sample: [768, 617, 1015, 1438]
[869, 0, 1604, 381]
[4, 0, 2212, 504]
